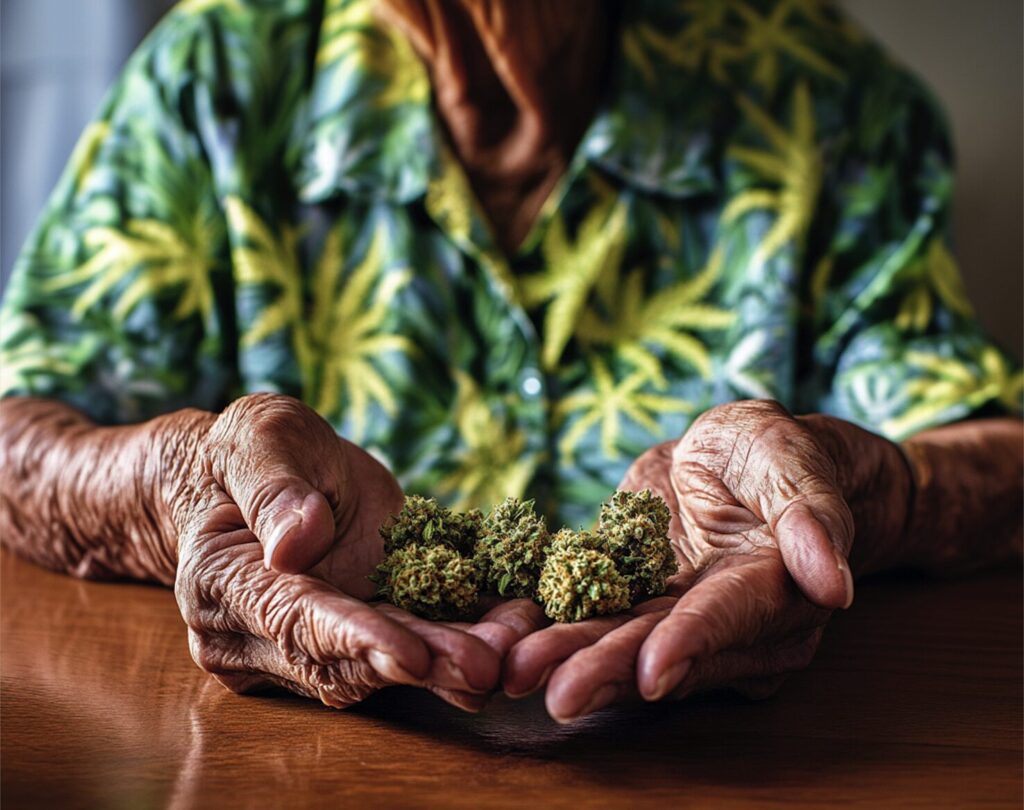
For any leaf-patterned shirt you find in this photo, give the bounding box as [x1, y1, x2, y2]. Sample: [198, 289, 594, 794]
[3, 0, 1020, 527]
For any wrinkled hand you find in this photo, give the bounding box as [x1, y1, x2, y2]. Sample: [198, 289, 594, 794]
[167, 393, 543, 710]
[504, 400, 912, 721]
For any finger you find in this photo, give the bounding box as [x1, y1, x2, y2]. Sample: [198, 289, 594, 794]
[185, 628, 387, 709]
[423, 601, 550, 712]
[464, 599, 551, 658]
[774, 503, 854, 611]
[544, 611, 668, 723]
[636, 555, 792, 700]
[234, 614, 492, 714]
[502, 613, 633, 698]
[427, 686, 489, 713]
[216, 454, 337, 575]
[376, 603, 501, 693]
[183, 544, 432, 684]
[662, 650, 773, 701]
[225, 633, 389, 709]
[746, 421, 854, 610]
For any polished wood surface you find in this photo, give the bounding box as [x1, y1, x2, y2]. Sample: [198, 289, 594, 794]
[2, 550, 1021, 809]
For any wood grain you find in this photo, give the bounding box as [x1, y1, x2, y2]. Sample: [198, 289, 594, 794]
[2, 550, 1020, 809]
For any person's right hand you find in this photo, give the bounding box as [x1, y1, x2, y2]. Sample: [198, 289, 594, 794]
[163, 393, 543, 710]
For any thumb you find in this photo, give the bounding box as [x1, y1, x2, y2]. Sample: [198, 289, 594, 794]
[714, 420, 856, 610]
[207, 396, 343, 574]
[772, 497, 854, 610]
[239, 475, 337, 574]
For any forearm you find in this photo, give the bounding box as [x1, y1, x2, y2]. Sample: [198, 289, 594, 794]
[802, 414, 1021, 578]
[0, 397, 213, 584]
[897, 419, 1023, 574]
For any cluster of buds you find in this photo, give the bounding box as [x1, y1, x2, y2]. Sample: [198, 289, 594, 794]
[374, 491, 676, 623]
[374, 496, 483, 620]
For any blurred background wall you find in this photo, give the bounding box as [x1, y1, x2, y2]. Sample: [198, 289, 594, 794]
[2, 0, 1021, 357]
[1, 0, 176, 283]
[843, 0, 1023, 358]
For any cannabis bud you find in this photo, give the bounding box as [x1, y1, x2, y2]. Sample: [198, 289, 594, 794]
[597, 490, 676, 600]
[379, 495, 482, 556]
[476, 497, 550, 597]
[375, 496, 483, 620]
[375, 543, 478, 621]
[537, 539, 631, 624]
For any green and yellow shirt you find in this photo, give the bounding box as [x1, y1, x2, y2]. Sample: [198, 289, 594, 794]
[2, 0, 1019, 526]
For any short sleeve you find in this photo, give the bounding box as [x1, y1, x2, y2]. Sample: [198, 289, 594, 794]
[0, 7, 239, 424]
[805, 42, 1022, 440]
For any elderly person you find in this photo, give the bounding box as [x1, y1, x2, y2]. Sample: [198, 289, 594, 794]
[1, 0, 1020, 722]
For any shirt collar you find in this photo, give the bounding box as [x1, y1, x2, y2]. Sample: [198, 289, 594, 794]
[295, 0, 719, 207]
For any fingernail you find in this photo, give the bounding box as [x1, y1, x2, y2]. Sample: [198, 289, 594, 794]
[555, 683, 619, 724]
[264, 512, 302, 568]
[835, 551, 855, 609]
[448, 694, 487, 714]
[505, 665, 553, 699]
[644, 659, 691, 701]
[367, 650, 419, 685]
[439, 657, 482, 693]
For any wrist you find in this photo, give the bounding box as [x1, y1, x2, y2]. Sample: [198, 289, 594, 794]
[136, 408, 217, 580]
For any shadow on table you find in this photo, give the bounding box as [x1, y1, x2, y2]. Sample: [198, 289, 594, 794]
[348, 569, 1022, 790]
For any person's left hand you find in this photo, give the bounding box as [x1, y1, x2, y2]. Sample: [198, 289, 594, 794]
[502, 400, 913, 722]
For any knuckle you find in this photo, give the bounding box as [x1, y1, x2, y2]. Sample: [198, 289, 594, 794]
[176, 546, 247, 632]
[246, 476, 297, 528]
[255, 578, 306, 658]
[255, 579, 347, 667]
[208, 394, 320, 475]
[297, 659, 381, 709]
[770, 469, 831, 505]
[186, 629, 232, 675]
[749, 417, 802, 460]
[175, 553, 212, 627]
[678, 403, 799, 490]
[226, 393, 323, 444]
[691, 399, 789, 435]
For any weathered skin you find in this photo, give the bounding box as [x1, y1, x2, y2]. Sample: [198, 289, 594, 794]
[0, 393, 547, 711]
[502, 400, 1023, 722]
[2, 395, 1019, 716]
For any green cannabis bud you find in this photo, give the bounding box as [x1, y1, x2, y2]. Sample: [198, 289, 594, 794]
[443, 507, 485, 556]
[376, 496, 484, 620]
[597, 489, 676, 600]
[537, 541, 631, 624]
[476, 497, 550, 597]
[379, 495, 482, 556]
[374, 489, 676, 623]
[375, 543, 478, 621]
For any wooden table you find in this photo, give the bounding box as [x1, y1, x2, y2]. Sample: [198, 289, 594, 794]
[2, 550, 1020, 809]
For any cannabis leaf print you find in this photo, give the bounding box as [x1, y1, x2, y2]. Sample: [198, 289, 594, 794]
[2, 0, 1017, 527]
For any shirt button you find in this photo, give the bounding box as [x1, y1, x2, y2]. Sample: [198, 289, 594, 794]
[520, 370, 543, 398]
